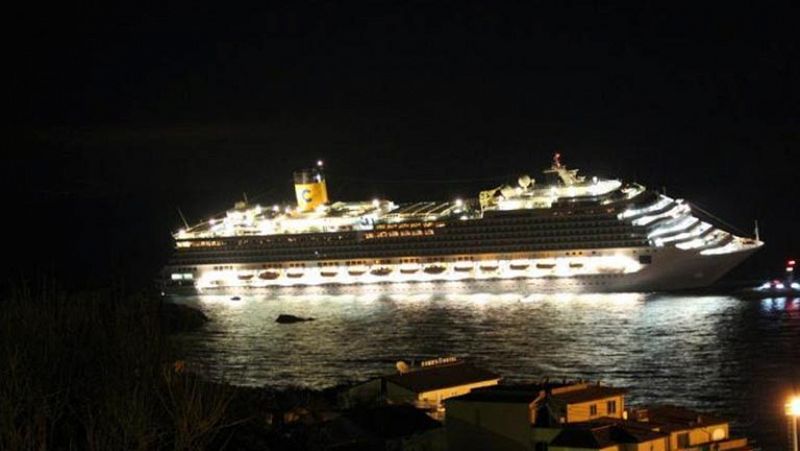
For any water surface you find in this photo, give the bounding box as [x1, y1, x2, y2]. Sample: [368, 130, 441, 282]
[172, 290, 800, 449]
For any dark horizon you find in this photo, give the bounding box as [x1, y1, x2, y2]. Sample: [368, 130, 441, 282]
[6, 2, 798, 289]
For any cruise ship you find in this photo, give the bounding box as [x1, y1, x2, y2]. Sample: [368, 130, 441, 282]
[162, 155, 762, 292]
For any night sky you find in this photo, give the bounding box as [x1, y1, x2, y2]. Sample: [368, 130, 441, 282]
[6, 2, 799, 289]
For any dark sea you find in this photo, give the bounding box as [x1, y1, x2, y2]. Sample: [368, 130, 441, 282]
[171, 290, 800, 450]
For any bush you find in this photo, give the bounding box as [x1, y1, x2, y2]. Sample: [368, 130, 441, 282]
[0, 280, 239, 450]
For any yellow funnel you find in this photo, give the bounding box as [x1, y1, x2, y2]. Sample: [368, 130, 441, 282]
[293, 168, 329, 212]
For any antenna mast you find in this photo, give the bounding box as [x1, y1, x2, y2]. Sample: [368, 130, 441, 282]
[177, 208, 190, 229]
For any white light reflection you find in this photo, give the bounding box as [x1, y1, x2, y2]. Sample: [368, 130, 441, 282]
[193, 289, 646, 309]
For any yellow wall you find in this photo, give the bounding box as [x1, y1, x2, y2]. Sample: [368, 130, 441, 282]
[668, 423, 729, 449]
[565, 395, 625, 422]
[418, 379, 500, 406]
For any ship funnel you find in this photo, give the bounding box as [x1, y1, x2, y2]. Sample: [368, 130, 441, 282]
[293, 167, 329, 212]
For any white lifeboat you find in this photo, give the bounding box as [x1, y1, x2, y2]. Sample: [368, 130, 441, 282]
[286, 267, 305, 278]
[259, 270, 280, 280]
[370, 267, 393, 276]
[510, 260, 530, 270]
[400, 263, 420, 274]
[423, 264, 447, 275]
[348, 265, 368, 276]
[320, 267, 339, 277]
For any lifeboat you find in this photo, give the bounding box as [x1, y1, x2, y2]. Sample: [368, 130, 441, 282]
[286, 268, 304, 278]
[400, 264, 420, 274]
[370, 267, 393, 276]
[259, 270, 280, 280]
[320, 268, 339, 277]
[423, 264, 447, 274]
[536, 262, 556, 269]
[348, 265, 368, 276]
[237, 272, 254, 280]
[569, 262, 584, 269]
[479, 261, 499, 271]
[510, 261, 530, 270]
[454, 261, 474, 272]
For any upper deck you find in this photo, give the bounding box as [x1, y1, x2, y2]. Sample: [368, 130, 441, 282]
[175, 155, 637, 242]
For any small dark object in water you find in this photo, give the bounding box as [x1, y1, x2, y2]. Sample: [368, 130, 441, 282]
[276, 314, 315, 324]
[230, 296, 241, 301]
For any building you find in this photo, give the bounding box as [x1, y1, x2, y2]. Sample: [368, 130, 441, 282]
[446, 381, 626, 450]
[549, 421, 669, 451]
[445, 381, 752, 451]
[341, 357, 501, 416]
[628, 405, 751, 450]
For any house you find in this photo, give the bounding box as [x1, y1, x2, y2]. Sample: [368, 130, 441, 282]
[548, 383, 628, 423]
[627, 405, 752, 450]
[340, 357, 501, 416]
[549, 421, 669, 451]
[446, 381, 625, 450]
[384, 358, 501, 412]
[444, 381, 752, 451]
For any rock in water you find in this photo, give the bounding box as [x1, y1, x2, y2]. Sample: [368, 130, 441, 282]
[162, 302, 209, 333]
[276, 314, 315, 324]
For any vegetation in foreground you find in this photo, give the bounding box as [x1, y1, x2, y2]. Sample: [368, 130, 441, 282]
[0, 281, 336, 450]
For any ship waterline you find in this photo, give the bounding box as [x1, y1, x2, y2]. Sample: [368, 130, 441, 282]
[163, 155, 762, 292]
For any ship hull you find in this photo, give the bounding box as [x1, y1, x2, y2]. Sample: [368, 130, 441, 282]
[162, 245, 759, 294]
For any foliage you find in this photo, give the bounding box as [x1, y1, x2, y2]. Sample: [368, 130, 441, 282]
[0, 280, 240, 450]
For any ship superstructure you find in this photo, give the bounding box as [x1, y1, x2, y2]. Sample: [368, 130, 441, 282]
[163, 155, 762, 292]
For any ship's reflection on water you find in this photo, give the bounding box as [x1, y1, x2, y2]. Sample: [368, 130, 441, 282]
[172, 290, 800, 449]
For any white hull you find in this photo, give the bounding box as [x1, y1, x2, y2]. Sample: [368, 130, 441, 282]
[165, 245, 759, 294]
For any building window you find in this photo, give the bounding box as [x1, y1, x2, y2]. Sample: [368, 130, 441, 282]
[607, 400, 617, 414]
[589, 404, 597, 416]
[677, 432, 690, 448]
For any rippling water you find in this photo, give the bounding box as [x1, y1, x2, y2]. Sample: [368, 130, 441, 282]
[171, 289, 800, 449]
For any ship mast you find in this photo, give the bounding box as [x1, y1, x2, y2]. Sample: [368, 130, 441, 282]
[543, 153, 585, 186]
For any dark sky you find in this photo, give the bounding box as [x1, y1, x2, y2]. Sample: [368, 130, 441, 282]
[5, 2, 799, 289]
